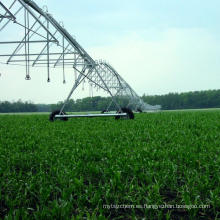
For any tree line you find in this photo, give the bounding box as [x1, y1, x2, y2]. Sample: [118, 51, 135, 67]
[0, 100, 37, 113]
[0, 89, 220, 113]
[142, 89, 220, 110]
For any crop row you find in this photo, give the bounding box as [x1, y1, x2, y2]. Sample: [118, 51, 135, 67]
[0, 111, 219, 219]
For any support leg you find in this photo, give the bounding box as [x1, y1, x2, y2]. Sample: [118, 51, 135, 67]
[59, 66, 93, 114]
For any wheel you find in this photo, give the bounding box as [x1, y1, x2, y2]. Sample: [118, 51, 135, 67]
[101, 109, 110, 113]
[115, 107, 134, 120]
[137, 108, 143, 113]
[49, 110, 68, 122]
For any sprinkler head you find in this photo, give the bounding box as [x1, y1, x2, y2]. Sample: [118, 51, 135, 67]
[25, 75, 31, 80]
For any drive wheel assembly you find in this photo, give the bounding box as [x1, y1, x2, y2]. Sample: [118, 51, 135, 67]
[115, 107, 134, 120]
[49, 110, 68, 122]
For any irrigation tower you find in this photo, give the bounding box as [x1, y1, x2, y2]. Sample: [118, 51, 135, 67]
[0, 0, 160, 120]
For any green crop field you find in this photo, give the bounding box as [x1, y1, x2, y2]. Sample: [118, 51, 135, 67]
[0, 111, 220, 219]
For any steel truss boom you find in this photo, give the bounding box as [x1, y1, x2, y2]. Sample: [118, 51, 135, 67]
[0, 0, 160, 118]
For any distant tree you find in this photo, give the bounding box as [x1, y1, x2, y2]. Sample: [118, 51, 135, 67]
[1, 89, 220, 113]
[0, 100, 37, 113]
[142, 89, 220, 110]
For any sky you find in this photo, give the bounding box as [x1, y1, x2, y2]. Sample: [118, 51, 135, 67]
[0, 0, 220, 103]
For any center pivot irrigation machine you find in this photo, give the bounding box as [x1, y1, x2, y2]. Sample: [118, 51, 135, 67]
[0, 0, 160, 121]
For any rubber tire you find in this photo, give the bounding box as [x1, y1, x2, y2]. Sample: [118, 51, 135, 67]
[115, 107, 134, 120]
[49, 110, 68, 122]
[137, 108, 143, 113]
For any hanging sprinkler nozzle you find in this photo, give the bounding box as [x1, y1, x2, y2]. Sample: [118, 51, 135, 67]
[25, 75, 31, 80]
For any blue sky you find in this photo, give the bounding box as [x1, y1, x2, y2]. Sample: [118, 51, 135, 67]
[0, 0, 220, 103]
[37, 0, 220, 46]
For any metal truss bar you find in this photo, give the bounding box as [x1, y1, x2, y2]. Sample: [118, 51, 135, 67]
[0, 40, 56, 44]
[0, 0, 17, 23]
[0, 2, 16, 21]
[100, 63, 145, 110]
[72, 54, 81, 67]
[0, 6, 22, 31]
[59, 66, 92, 114]
[21, 0, 94, 65]
[32, 30, 58, 66]
[106, 63, 139, 99]
[8, 59, 78, 62]
[102, 63, 124, 89]
[7, 20, 53, 41]
[7, 14, 43, 63]
[55, 113, 127, 118]
[62, 35, 66, 83]
[106, 99, 114, 112]
[54, 44, 70, 67]
[46, 13, 95, 65]
[92, 66, 121, 111]
[33, 62, 85, 65]
[24, 7, 30, 79]
[0, 15, 13, 19]
[72, 66, 109, 92]
[0, 52, 77, 57]
[18, 0, 58, 43]
[46, 19, 50, 81]
[106, 91, 129, 111]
